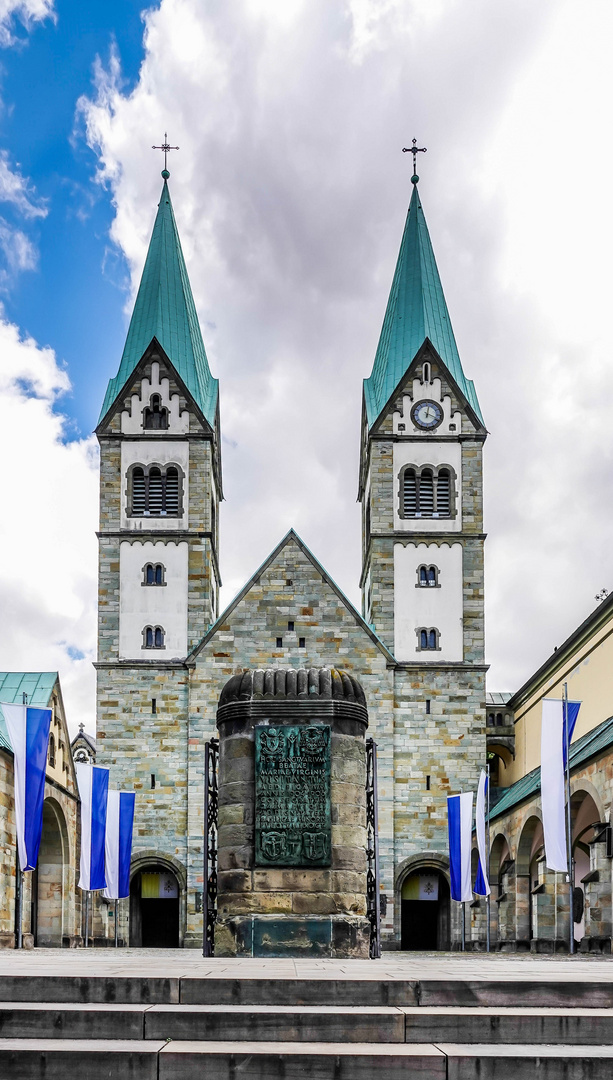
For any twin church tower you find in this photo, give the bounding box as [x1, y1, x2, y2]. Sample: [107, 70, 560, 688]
[95, 162, 487, 949]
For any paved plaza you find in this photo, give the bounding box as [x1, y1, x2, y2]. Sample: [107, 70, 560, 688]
[1, 948, 612, 981]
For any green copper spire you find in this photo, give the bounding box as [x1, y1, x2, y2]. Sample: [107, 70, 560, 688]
[363, 182, 482, 428]
[99, 178, 218, 427]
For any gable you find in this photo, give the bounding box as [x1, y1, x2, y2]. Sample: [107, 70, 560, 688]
[96, 339, 212, 436]
[360, 341, 486, 494]
[188, 532, 394, 723]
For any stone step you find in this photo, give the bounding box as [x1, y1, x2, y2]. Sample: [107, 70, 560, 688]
[4, 973, 613, 1008]
[1, 1038, 613, 1079]
[2, 1002, 613, 1045]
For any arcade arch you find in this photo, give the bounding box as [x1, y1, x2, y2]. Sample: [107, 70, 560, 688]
[396, 853, 450, 951]
[33, 798, 69, 947]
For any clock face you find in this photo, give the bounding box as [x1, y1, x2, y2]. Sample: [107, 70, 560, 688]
[411, 399, 443, 430]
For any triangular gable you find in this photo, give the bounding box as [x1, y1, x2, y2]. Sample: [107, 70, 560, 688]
[96, 337, 213, 435]
[369, 338, 486, 438]
[187, 528, 396, 664]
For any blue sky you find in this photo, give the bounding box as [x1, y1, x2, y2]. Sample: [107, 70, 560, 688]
[0, 0, 145, 435]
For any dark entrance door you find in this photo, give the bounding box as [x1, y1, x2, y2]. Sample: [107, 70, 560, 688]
[401, 871, 450, 950]
[130, 867, 180, 948]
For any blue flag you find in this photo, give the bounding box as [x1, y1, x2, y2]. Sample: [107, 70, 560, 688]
[76, 763, 109, 891]
[2, 703, 52, 872]
[448, 791, 473, 902]
[104, 790, 136, 900]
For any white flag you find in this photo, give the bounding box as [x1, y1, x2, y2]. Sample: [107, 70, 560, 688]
[474, 769, 490, 896]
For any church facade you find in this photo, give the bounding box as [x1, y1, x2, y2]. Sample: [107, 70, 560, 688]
[95, 170, 487, 949]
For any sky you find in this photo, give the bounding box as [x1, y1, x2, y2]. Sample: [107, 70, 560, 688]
[0, 0, 612, 734]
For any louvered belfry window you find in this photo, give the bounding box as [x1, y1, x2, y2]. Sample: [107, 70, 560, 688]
[132, 467, 146, 514]
[402, 466, 453, 517]
[130, 465, 182, 516]
[437, 469, 451, 515]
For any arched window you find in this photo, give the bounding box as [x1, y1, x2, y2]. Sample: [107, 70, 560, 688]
[48, 733, 55, 768]
[143, 394, 169, 430]
[419, 469, 434, 514]
[422, 361, 431, 383]
[417, 564, 439, 587]
[418, 627, 439, 651]
[144, 563, 165, 586]
[143, 625, 165, 649]
[403, 469, 417, 515]
[400, 465, 455, 519]
[436, 469, 450, 515]
[128, 464, 183, 517]
[165, 467, 179, 515]
[132, 467, 146, 515]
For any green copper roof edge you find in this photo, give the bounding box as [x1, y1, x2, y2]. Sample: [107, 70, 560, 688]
[98, 180, 218, 426]
[364, 184, 483, 429]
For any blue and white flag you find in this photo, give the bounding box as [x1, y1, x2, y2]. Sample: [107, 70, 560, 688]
[104, 790, 135, 900]
[541, 698, 581, 873]
[76, 763, 109, 891]
[2, 703, 51, 872]
[448, 791, 473, 902]
[474, 769, 490, 896]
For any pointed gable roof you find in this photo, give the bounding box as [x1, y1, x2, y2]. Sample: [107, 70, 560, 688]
[363, 182, 483, 429]
[99, 178, 218, 427]
[188, 528, 396, 664]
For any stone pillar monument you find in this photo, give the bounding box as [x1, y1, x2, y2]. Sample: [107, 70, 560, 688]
[215, 667, 370, 958]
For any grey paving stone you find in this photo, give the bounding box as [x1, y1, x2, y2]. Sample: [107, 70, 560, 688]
[146, 1002, 405, 1042]
[158, 1040, 445, 1079]
[403, 1007, 613, 1044]
[0, 1002, 147, 1039]
[0, 1039, 163, 1080]
[441, 1044, 613, 1080]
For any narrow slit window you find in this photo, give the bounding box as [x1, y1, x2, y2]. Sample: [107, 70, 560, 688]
[427, 566, 437, 586]
[299, 637, 306, 648]
[428, 629, 437, 649]
[426, 775, 431, 790]
[276, 637, 283, 648]
[152, 698, 157, 714]
[419, 566, 428, 586]
[288, 621, 294, 631]
[425, 700, 431, 714]
[154, 626, 164, 648]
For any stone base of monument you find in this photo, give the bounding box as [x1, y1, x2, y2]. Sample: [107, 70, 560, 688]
[215, 914, 371, 958]
[214, 668, 371, 959]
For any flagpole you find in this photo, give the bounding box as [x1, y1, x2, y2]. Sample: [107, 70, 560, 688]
[84, 892, 89, 948]
[564, 682, 574, 955]
[461, 902, 465, 951]
[15, 855, 22, 950]
[15, 690, 27, 950]
[486, 761, 491, 953]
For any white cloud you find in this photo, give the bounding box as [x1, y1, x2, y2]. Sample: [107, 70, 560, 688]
[0, 318, 98, 734]
[76, 0, 613, 696]
[0, 151, 47, 218]
[0, 0, 55, 46]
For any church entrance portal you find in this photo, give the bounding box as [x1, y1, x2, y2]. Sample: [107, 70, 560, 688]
[401, 870, 450, 950]
[129, 865, 180, 948]
[33, 799, 66, 946]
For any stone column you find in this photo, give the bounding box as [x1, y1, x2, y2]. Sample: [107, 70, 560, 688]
[214, 668, 371, 959]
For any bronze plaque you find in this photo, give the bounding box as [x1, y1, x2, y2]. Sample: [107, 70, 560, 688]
[255, 724, 331, 867]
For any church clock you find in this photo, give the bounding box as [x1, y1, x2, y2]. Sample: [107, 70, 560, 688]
[411, 399, 443, 429]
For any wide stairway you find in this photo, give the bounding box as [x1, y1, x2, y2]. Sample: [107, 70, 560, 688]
[2, 954, 613, 1078]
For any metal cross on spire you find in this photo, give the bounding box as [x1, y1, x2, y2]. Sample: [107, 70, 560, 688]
[152, 133, 179, 178]
[402, 137, 427, 184]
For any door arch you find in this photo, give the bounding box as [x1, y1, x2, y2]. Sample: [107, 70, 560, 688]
[129, 862, 180, 948]
[34, 798, 67, 946]
[400, 868, 450, 950]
